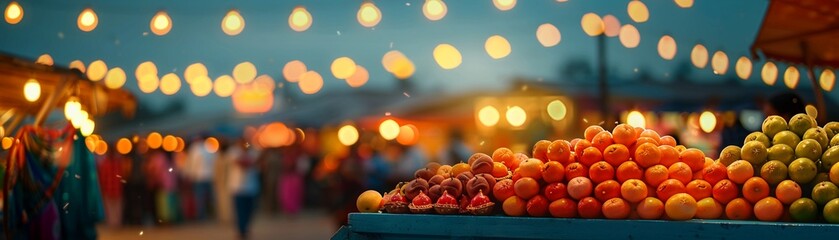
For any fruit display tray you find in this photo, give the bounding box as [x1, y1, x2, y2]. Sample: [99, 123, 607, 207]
[331, 213, 839, 240]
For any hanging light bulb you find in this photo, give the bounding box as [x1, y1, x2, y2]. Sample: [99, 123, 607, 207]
[820, 69, 835, 92]
[81, 118, 95, 136]
[150, 11, 172, 36]
[657, 35, 677, 60]
[23, 79, 40, 102]
[699, 111, 716, 133]
[289, 6, 312, 32]
[536, 23, 561, 47]
[580, 13, 604, 37]
[5, 1, 23, 24]
[484, 35, 512, 59]
[735, 56, 752, 80]
[761, 61, 778, 86]
[690, 44, 708, 69]
[105, 67, 126, 89]
[784, 66, 800, 89]
[627, 1, 649, 23]
[357, 2, 381, 28]
[433, 43, 462, 69]
[64, 97, 81, 121]
[478, 106, 500, 127]
[221, 9, 245, 36]
[711, 51, 729, 75]
[71, 110, 89, 129]
[423, 0, 447, 21]
[493, 0, 517, 11]
[338, 125, 360, 146]
[77, 8, 98, 32]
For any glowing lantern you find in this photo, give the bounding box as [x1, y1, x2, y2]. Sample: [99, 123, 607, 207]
[289, 6, 312, 32]
[222, 10, 245, 36]
[547, 100, 567, 121]
[506, 106, 527, 127]
[95, 140, 107, 155]
[232, 84, 274, 114]
[382, 50, 406, 73]
[346, 65, 369, 88]
[116, 138, 132, 154]
[147, 132, 162, 149]
[162, 135, 177, 152]
[478, 105, 500, 127]
[5, 1, 23, 24]
[674, 0, 694, 8]
[36, 54, 53, 66]
[820, 69, 835, 91]
[699, 111, 716, 133]
[536, 23, 561, 47]
[337, 125, 359, 146]
[1, 137, 12, 149]
[69, 60, 86, 73]
[485, 35, 511, 59]
[735, 57, 752, 80]
[135, 61, 158, 81]
[331, 57, 357, 79]
[627, 1, 649, 23]
[657, 35, 677, 60]
[433, 44, 462, 69]
[160, 73, 182, 95]
[190, 75, 213, 97]
[64, 97, 81, 121]
[23, 79, 40, 102]
[379, 119, 400, 140]
[150, 11, 172, 36]
[580, 13, 604, 37]
[184, 63, 208, 84]
[784, 66, 799, 89]
[105, 67, 126, 89]
[77, 8, 98, 32]
[233, 62, 257, 84]
[619, 24, 640, 48]
[299, 71, 324, 94]
[81, 119, 95, 136]
[761, 62, 778, 86]
[396, 124, 419, 145]
[204, 137, 219, 153]
[626, 111, 646, 128]
[423, 0, 447, 21]
[214, 75, 237, 97]
[283, 60, 307, 82]
[711, 51, 729, 75]
[357, 2, 381, 28]
[602, 15, 621, 37]
[690, 44, 708, 68]
[86, 60, 107, 81]
[493, 0, 516, 11]
[138, 74, 160, 93]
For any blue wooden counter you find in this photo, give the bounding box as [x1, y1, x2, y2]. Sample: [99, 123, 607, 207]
[332, 213, 839, 240]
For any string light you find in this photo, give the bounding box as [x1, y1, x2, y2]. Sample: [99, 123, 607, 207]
[433, 44, 462, 69]
[283, 60, 307, 82]
[150, 11, 172, 36]
[581, 13, 604, 37]
[331, 57, 357, 79]
[289, 6, 312, 32]
[357, 2, 381, 28]
[5, 1, 23, 24]
[379, 119, 400, 140]
[160, 73, 182, 95]
[493, 0, 517, 11]
[711, 51, 729, 75]
[619, 24, 640, 48]
[478, 106, 500, 127]
[699, 111, 717, 133]
[105, 67, 126, 89]
[536, 23, 561, 47]
[761, 61, 778, 86]
[484, 35, 511, 59]
[23, 79, 40, 102]
[423, 0, 447, 21]
[87, 60, 107, 81]
[690, 44, 708, 68]
[784, 66, 799, 89]
[506, 106, 527, 127]
[77, 8, 98, 32]
[222, 10, 245, 36]
[627, 1, 649, 23]
[735, 56, 752, 80]
[214, 75, 236, 97]
[338, 125, 359, 146]
[657, 35, 677, 60]
[821, 69, 835, 91]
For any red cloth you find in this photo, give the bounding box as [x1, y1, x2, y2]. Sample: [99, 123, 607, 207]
[97, 153, 124, 199]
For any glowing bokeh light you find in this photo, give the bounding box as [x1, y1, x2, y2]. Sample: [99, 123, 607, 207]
[105, 67, 126, 89]
[478, 106, 500, 127]
[618, 24, 640, 48]
[485, 35, 511, 59]
[761, 61, 778, 86]
[331, 57, 357, 79]
[95, 140, 108, 155]
[1, 137, 12, 150]
[5, 1, 23, 24]
[711, 51, 729, 75]
[382, 50, 406, 73]
[493, 0, 517, 11]
[205, 137, 220, 153]
[147, 132, 162, 149]
[184, 63, 208, 84]
[433, 44, 462, 69]
[735, 56, 752, 80]
[69, 60, 86, 73]
[626, 111, 646, 129]
[674, 0, 694, 8]
[423, 0, 447, 21]
[150, 11, 172, 36]
[80, 119, 95, 136]
[64, 98, 81, 121]
[77, 8, 98, 32]
[36, 54, 53, 66]
[690, 44, 708, 68]
[190, 75, 213, 97]
[357, 2, 381, 28]
[602, 15, 621, 37]
[222, 10, 245, 36]
[23, 79, 40, 102]
[820, 69, 835, 91]
[283, 60, 307, 82]
[627, 1, 649, 23]
[391, 57, 415, 79]
[87, 60, 107, 81]
[699, 111, 717, 133]
[299, 71, 324, 94]
[580, 13, 604, 37]
[536, 23, 561, 47]
[135, 61, 158, 81]
[784, 66, 799, 89]
[233, 62, 257, 84]
[397, 124, 419, 145]
[138, 74, 160, 94]
[160, 73, 182, 95]
[346, 65, 369, 88]
[117, 138, 132, 154]
[546, 100, 567, 121]
[338, 125, 359, 146]
[214, 75, 237, 97]
[657, 35, 677, 60]
[162, 135, 177, 152]
[506, 106, 527, 127]
[379, 119, 400, 140]
[289, 6, 312, 32]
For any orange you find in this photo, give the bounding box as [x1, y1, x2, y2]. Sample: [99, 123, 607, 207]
[574, 139, 592, 157]
[594, 180, 621, 202]
[679, 148, 706, 172]
[579, 147, 603, 168]
[612, 124, 638, 146]
[742, 177, 770, 204]
[591, 131, 614, 152]
[753, 197, 783, 221]
[513, 177, 540, 199]
[726, 160, 754, 184]
[589, 161, 615, 184]
[712, 179, 739, 205]
[635, 136, 659, 147]
[603, 144, 630, 167]
[577, 197, 603, 219]
[518, 158, 544, 180]
[658, 145, 680, 167]
[567, 177, 594, 200]
[633, 127, 645, 139]
[510, 153, 528, 171]
[492, 162, 510, 178]
[775, 180, 802, 204]
[565, 162, 588, 180]
[356, 190, 383, 213]
[621, 179, 648, 203]
[548, 198, 578, 218]
[602, 197, 631, 219]
[616, 161, 643, 183]
[451, 163, 471, 177]
[674, 145, 687, 153]
[695, 197, 724, 219]
[656, 179, 686, 202]
[541, 161, 565, 183]
[532, 140, 551, 162]
[725, 198, 753, 220]
[665, 193, 697, 220]
[704, 157, 714, 169]
[702, 162, 728, 186]
[584, 125, 605, 142]
[644, 165, 669, 188]
[547, 140, 572, 164]
[667, 162, 693, 185]
[492, 147, 514, 163]
[636, 197, 664, 219]
[634, 142, 661, 168]
[660, 135, 677, 147]
[685, 180, 713, 200]
[639, 130, 662, 143]
[502, 196, 527, 216]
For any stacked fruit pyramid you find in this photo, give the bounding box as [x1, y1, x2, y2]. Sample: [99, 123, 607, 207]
[356, 113, 839, 223]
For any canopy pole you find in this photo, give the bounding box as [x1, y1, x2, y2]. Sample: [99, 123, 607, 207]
[801, 42, 826, 123]
[33, 76, 70, 127]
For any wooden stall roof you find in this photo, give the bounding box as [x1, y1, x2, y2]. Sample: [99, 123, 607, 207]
[751, 0, 839, 68]
[0, 52, 136, 120]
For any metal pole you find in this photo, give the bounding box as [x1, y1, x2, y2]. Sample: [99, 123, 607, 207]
[598, 34, 611, 128]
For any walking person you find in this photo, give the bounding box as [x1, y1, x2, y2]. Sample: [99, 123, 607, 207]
[229, 139, 261, 239]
